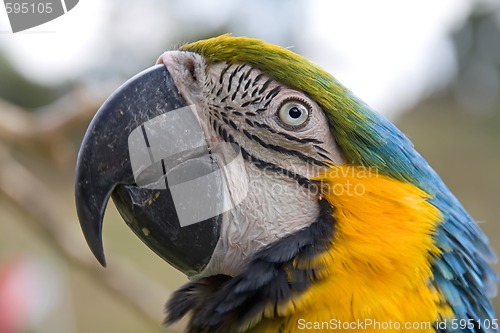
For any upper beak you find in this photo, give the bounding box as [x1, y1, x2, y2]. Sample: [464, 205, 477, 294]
[75, 64, 222, 276]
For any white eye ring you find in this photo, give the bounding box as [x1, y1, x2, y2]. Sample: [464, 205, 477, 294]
[277, 99, 311, 129]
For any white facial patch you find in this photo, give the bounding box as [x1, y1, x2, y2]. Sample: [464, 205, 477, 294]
[159, 52, 345, 277]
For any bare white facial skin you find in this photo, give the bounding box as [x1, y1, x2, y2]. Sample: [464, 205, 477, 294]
[157, 51, 344, 277]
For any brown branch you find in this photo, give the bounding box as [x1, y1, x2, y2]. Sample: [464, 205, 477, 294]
[0, 143, 183, 332]
[0, 88, 103, 141]
[0, 90, 105, 169]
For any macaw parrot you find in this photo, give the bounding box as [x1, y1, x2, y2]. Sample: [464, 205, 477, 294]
[75, 35, 498, 332]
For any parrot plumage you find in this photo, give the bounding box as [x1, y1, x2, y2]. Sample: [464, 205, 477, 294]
[75, 35, 498, 332]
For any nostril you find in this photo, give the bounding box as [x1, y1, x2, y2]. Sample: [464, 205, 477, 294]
[185, 58, 197, 82]
[157, 52, 204, 93]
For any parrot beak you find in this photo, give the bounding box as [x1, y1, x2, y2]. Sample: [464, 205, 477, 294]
[75, 64, 222, 276]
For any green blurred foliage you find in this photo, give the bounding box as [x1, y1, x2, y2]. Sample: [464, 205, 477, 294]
[0, 52, 64, 109]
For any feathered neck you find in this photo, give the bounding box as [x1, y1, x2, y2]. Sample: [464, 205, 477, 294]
[164, 199, 334, 332]
[164, 165, 454, 332]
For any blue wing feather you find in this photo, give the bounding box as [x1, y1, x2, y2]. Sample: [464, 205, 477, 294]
[353, 107, 498, 332]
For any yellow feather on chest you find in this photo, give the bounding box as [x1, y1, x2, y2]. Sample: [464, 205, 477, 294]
[251, 166, 453, 333]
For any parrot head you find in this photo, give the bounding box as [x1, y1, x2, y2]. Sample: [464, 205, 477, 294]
[75, 35, 498, 332]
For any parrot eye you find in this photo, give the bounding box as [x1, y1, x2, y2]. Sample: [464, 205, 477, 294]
[277, 99, 311, 130]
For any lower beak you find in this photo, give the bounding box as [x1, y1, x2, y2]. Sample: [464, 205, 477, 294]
[75, 65, 222, 276]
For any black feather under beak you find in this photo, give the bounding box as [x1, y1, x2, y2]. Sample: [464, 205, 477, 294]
[75, 65, 222, 276]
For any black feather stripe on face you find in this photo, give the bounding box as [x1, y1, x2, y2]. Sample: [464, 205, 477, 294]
[204, 62, 333, 188]
[164, 199, 335, 332]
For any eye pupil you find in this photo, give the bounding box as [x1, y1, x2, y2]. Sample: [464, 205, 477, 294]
[288, 107, 302, 119]
[277, 99, 311, 130]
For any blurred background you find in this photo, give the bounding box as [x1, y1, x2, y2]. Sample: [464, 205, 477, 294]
[0, 0, 498, 332]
